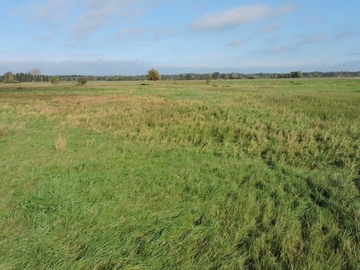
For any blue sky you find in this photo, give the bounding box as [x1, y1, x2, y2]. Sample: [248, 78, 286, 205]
[1, 0, 359, 75]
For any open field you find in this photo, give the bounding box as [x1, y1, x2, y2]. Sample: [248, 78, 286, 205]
[1, 78, 360, 269]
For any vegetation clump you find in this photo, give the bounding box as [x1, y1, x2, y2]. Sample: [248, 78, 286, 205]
[2, 72, 18, 83]
[77, 76, 88, 85]
[147, 69, 161, 81]
[205, 73, 212, 84]
[50, 75, 60, 85]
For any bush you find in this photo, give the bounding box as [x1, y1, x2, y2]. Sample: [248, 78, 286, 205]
[205, 73, 212, 85]
[78, 77, 88, 85]
[50, 76, 60, 85]
[147, 69, 161, 81]
[2, 72, 14, 83]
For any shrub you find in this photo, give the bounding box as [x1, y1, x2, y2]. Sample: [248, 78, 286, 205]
[2, 72, 14, 83]
[147, 69, 161, 81]
[50, 76, 60, 85]
[78, 77, 88, 85]
[205, 73, 212, 85]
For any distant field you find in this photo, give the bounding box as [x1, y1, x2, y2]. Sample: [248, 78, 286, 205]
[1, 78, 359, 269]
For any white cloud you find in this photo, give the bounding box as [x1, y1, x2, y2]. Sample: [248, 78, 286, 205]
[227, 38, 249, 47]
[267, 36, 280, 44]
[70, 0, 161, 41]
[190, 4, 294, 31]
[153, 27, 179, 41]
[298, 30, 327, 44]
[335, 27, 359, 40]
[27, 0, 70, 26]
[258, 23, 284, 33]
[35, 34, 54, 42]
[0, 59, 149, 75]
[265, 46, 293, 54]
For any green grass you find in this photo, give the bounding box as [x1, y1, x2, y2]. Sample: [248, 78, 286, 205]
[1, 78, 360, 269]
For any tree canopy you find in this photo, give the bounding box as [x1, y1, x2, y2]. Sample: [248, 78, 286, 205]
[147, 69, 161, 81]
[2, 72, 14, 83]
[50, 75, 60, 85]
[205, 73, 212, 84]
[78, 77, 88, 85]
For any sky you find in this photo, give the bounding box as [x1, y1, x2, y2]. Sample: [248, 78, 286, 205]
[1, 0, 360, 75]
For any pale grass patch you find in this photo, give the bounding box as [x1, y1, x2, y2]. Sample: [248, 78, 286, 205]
[16, 102, 56, 116]
[54, 135, 67, 151]
[86, 138, 96, 147]
[65, 115, 85, 127]
[9, 121, 27, 131]
[1, 103, 11, 110]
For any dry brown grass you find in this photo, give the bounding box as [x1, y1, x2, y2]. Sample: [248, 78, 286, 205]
[54, 135, 67, 151]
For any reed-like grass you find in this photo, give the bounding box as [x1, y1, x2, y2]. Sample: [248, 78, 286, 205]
[1, 78, 359, 269]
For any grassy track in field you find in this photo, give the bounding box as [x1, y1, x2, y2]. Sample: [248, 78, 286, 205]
[1, 78, 359, 269]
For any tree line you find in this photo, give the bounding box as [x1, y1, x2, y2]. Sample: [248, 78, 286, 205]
[41, 71, 360, 81]
[1, 70, 49, 83]
[1, 70, 360, 83]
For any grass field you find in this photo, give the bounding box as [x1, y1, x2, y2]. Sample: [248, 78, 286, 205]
[1, 78, 360, 269]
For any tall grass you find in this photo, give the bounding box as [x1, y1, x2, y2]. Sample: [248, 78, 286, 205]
[1, 78, 359, 269]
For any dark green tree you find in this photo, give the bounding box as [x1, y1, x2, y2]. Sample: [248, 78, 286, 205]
[290, 71, 303, 78]
[212, 72, 220, 79]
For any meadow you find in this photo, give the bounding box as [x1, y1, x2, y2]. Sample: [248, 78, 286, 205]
[0, 78, 359, 269]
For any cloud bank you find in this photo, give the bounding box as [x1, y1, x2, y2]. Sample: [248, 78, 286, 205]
[0, 59, 148, 75]
[24, 0, 162, 41]
[27, 0, 70, 26]
[70, 0, 151, 41]
[190, 4, 294, 31]
[226, 38, 249, 47]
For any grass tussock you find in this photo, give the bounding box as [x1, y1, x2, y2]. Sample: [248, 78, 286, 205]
[54, 135, 67, 151]
[0, 78, 359, 269]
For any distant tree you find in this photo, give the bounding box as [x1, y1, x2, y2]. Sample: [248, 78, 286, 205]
[212, 72, 220, 79]
[26, 69, 42, 82]
[78, 76, 88, 85]
[2, 72, 14, 83]
[230, 72, 239, 79]
[205, 73, 212, 84]
[50, 75, 60, 85]
[27, 69, 42, 76]
[147, 69, 161, 81]
[290, 71, 303, 78]
[185, 73, 195, 80]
